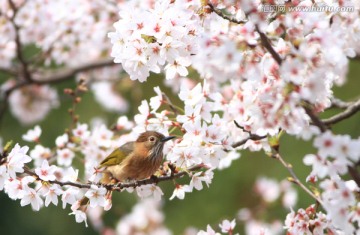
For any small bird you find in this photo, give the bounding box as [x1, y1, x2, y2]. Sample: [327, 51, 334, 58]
[98, 131, 175, 184]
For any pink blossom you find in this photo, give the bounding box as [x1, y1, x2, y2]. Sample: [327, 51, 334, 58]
[20, 188, 44, 211]
[84, 185, 107, 208]
[170, 184, 192, 200]
[219, 219, 236, 233]
[6, 144, 31, 179]
[35, 160, 57, 181]
[22, 125, 42, 142]
[70, 210, 88, 227]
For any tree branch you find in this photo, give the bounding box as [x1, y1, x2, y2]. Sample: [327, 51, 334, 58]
[303, 105, 327, 132]
[8, 0, 32, 82]
[0, 67, 16, 76]
[232, 120, 267, 148]
[207, 3, 248, 24]
[0, 58, 115, 123]
[329, 97, 353, 109]
[255, 25, 282, 65]
[208, 3, 283, 66]
[23, 164, 205, 191]
[322, 98, 360, 126]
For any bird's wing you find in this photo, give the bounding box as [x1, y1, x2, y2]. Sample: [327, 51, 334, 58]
[98, 142, 134, 168]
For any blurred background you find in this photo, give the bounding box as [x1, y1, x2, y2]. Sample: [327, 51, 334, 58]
[0, 60, 359, 235]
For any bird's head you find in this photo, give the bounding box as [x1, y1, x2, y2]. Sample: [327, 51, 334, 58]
[136, 131, 175, 159]
[137, 131, 175, 148]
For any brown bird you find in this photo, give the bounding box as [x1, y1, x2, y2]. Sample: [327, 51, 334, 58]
[78, 131, 175, 208]
[98, 131, 175, 184]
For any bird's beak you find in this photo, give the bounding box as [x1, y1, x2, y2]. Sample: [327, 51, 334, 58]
[161, 136, 176, 142]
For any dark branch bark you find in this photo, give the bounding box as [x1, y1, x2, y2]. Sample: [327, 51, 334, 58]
[232, 120, 267, 148]
[8, 0, 32, 82]
[303, 105, 327, 133]
[207, 3, 248, 24]
[348, 166, 360, 188]
[322, 98, 360, 126]
[207, 3, 282, 65]
[255, 26, 282, 65]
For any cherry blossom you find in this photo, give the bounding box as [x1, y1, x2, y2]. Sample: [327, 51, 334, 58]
[84, 185, 107, 208]
[70, 210, 88, 227]
[62, 187, 80, 209]
[169, 184, 192, 200]
[30, 145, 52, 168]
[44, 184, 63, 207]
[6, 144, 31, 179]
[35, 160, 57, 181]
[20, 187, 44, 211]
[22, 126, 42, 142]
[116, 116, 134, 131]
[189, 170, 214, 191]
[219, 219, 236, 234]
[136, 184, 164, 202]
[197, 225, 221, 235]
[56, 148, 75, 167]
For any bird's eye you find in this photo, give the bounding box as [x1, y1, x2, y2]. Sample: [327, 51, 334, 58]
[149, 136, 156, 142]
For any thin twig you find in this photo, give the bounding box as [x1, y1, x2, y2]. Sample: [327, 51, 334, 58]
[208, 3, 283, 66]
[273, 152, 324, 206]
[232, 120, 267, 148]
[255, 25, 282, 65]
[207, 3, 248, 24]
[322, 98, 360, 126]
[329, 97, 353, 109]
[162, 92, 179, 116]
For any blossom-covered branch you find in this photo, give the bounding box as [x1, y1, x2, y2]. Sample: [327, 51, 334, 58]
[207, 2, 248, 24]
[7, 0, 32, 82]
[21, 164, 205, 191]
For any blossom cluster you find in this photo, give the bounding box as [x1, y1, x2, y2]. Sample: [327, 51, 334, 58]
[284, 205, 338, 234]
[109, 0, 200, 82]
[304, 131, 360, 179]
